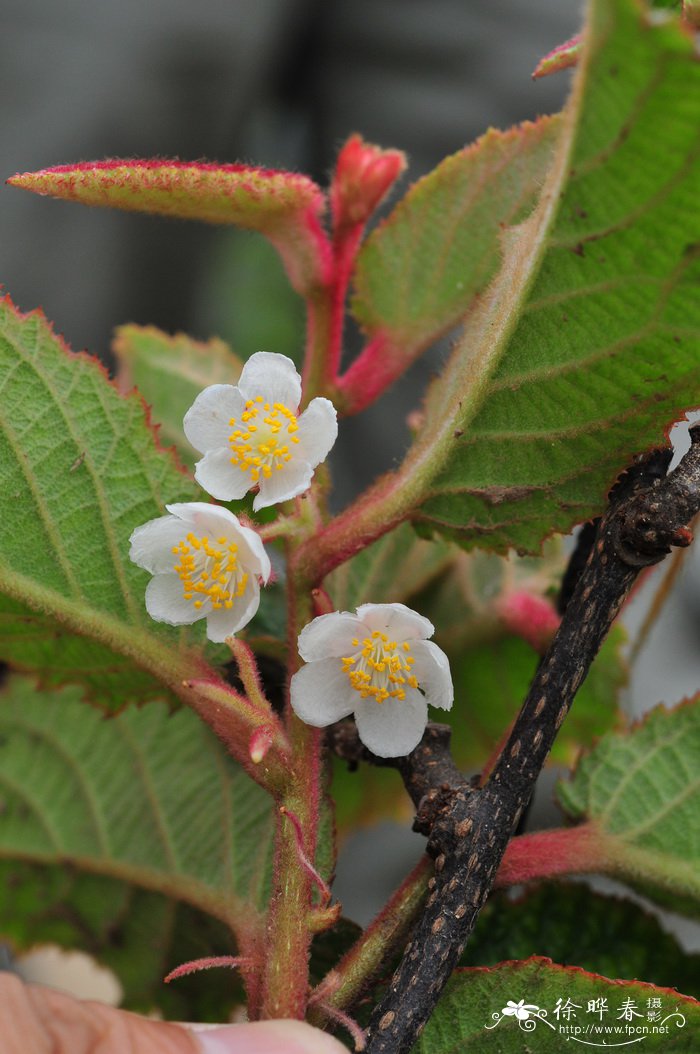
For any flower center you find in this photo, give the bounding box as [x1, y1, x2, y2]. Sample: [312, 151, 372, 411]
[341, 631, 419, 704]
[228, 396, 300, 484]
[172, 532, 248, 610]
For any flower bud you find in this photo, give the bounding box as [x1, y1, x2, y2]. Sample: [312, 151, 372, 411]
[330, 134, 406, 231]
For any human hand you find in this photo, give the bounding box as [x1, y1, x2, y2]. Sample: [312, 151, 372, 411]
[0, 974, 348, 1054]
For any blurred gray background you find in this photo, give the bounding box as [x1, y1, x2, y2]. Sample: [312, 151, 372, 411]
[3, 0, 698, 998]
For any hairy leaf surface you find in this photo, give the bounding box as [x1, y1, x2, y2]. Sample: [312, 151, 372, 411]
[410, 0, 700, 551]
[416, 958, 699, 1052]
[558, 698, 700, 913]
[113, 325, 242, 468]
[8, 161, 331, 295]
[0, 297, 210, 707]
[464, 884, 700, 997]
[350, 115, 561, 363]
[0, 679, 274, 955]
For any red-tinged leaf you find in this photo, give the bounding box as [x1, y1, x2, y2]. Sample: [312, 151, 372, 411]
[532, 34, 582, 79]
[340, 116, 561, 413]
[8, 160, 332, 295]
[416, 957, 700, 1052]
[684, 0, 700, 26]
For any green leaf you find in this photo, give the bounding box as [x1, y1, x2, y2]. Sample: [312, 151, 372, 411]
[0, 295, 207, 708]
[416, 958, 700, 1053]
[8, 160, 331, 295]
[113, 325, 243, 469]
[0, 862, 246, 1021]
[350, 115, 561, 363]
[410, 0, 700, 552]
[558, 698, 700, 914]
[464, 884, 700, 997]
[451, 629, 625, 769]
[0, 677, 274, 961]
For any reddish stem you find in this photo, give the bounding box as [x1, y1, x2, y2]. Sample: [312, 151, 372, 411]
[334, 333, 407, 416]
[495, 823, 612, 887]
[164, 956, 252, 983]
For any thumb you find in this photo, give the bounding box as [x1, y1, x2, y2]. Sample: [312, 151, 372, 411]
[189, 1020, 348, 1054]
[0, 973, 349, 1054]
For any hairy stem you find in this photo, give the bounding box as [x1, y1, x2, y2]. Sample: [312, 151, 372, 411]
[310, 854, 432, 1023]
[258, 565, 326, 1018]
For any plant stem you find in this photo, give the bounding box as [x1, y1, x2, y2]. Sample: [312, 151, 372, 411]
[257, 565, 327, 1018]
[310, 855, 432, 1023]
[302, 286, 335, 404]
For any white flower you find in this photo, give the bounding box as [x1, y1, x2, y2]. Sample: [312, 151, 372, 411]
[129, 502, 271, 642]
[290, 603, 453, 758]
[183, 352, 338, 511]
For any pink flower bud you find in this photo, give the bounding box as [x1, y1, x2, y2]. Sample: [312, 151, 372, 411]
[498, 590, 561, 653]
[249, 724, 275, 764]
[331, 134, 406, 230]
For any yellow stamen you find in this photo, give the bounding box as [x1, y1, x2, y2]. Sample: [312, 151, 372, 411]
[173, 532, 247, 613]
[228, 398, 300, 487]
[340, 630, 419, 704]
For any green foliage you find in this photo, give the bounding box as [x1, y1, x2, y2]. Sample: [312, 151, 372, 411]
[416, 958, 700, 1052]
[0, 862, 246, 1020]
[113, 325, 243, 468]
[351, 116, 561, 359]
[464, 884, 700, 996]
[558, 698, 700, 913]
[0, 677, 274, 943]
[0, 297, 205, 708]
[410, 0, 700, 552]
[326, 523, 454, 613]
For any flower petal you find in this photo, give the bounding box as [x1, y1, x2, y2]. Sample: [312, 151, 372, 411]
[129, 515, 188, 574]
[237, 352, 302, 409]
[144, 574, 201, 625]
[356, 603, 435, 641]
[298, 611, 368, 662]
[295, 398, 338, 468]
[253, 459, 313, 510]
[290, 657, 356, 726]
[231, 522, 272, 583]
[164, 501, 222, 525]
[165, 502, 271, 582]
[183, 384, 245, 453]
[410, 640, 454, 711]
[354, 688, 428, 758]
[194, 448, 251, 502]
[204, 580, 261, 642]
